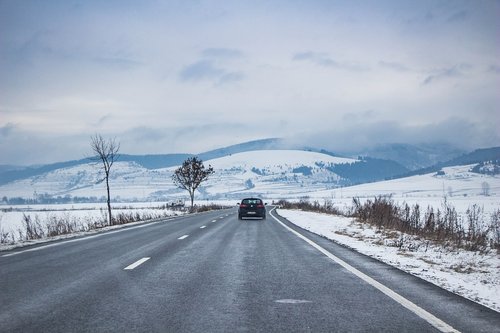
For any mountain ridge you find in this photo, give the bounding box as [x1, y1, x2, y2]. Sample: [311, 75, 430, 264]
[1, 139, 497, 194]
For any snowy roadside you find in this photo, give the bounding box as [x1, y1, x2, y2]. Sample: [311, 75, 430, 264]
[0, 211, 186, 252]
[276, 209, 500, 313]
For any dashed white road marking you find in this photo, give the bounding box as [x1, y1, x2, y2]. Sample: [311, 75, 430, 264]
[178, 235, 189, 240]
[211, 220, 217, 223]
[200, 226, 207, 229]
[219, 216, 224, 219]
[269, 208, 460, 333]
[124, 257, 150, 270]
[275, 299, 312, 304]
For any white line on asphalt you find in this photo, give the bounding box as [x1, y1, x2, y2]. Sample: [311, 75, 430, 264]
[200, 226, 207, 229]
[178, 235, 189, 240]
[124, 257, 150, 270]
[269, 208, 460, 333]
[211, 220, 217, 223]
[219, 216, 224, 219]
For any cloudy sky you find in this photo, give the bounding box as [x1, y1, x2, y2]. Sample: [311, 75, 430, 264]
[1, 0, 499, 165]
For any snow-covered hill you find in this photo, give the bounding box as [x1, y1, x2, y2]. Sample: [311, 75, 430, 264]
[1, 149, 499, 214]
[204, 150, 356, 199]
[0, 150, 357, 202]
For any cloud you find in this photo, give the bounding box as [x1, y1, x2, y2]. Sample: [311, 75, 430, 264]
[447, 10, 468, 23]
[378, 61, 410, 72]
[488, 65, 500, 74]
[293, 51, 369, 71]
[293, 51, 337, 66]
[1, 1, 499, 165]
[202, 48, 243, 59]
[0, 123, 16, 138]
[218, 72, 245, 85]
[92, 57, 142, 70]
[422, 64, 472, 85]
[179, 60, 225, 81]
[179, 53, 244, 85]
[295, 117, 500, 154]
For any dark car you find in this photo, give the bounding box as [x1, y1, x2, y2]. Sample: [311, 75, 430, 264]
[238, 198, 266, 220]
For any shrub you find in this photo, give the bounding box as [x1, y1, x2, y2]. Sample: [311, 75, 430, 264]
[275, 199, 342, 215]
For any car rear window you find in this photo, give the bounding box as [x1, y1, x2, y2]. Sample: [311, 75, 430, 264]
[242, 199, 262, 205]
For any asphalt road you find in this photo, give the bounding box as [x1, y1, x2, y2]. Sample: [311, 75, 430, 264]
[1, 207, 499, 332]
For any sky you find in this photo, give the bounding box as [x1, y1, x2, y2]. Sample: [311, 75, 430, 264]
[1, 0, 499, 165]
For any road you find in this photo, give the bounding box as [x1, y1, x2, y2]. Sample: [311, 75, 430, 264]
[1, 207, 499, 332]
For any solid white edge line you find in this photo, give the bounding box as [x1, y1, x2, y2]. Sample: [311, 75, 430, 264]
[269, 208, 460, 333]
[124, 257, 150, 270]
[178, 235, 189, 240]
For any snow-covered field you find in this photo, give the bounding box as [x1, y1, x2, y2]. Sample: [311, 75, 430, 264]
[280, 164, 500, 217]
[276, 209, 500, 313]
[0, 202, 189, 244]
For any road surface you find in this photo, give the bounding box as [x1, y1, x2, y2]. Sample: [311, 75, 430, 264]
[1, 207, 499, 332]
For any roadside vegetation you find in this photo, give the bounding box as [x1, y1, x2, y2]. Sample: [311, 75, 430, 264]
[0, 203, 227, 245]
[275, 197, 500, 253]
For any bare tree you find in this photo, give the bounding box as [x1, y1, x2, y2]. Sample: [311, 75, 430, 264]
[172, 157, 214, 210]
[481, 181, 490, 196]
[90, 134, 120, 225]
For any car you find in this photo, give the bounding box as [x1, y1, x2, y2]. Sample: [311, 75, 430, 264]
[238, 198, 266, 220]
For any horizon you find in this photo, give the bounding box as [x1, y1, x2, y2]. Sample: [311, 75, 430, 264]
[1, 1, 499, 165]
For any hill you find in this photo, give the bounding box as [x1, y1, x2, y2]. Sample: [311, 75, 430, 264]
[355, 143, 465, 170]
[1, 140, 498, 204]
[400, 147, 500, 178]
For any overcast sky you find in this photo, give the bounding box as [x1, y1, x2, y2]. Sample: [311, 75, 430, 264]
[1, 0, 499, 165]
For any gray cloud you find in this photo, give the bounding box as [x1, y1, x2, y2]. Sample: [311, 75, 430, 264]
[293, 51, 369, 71]
[447, 10, 468, 23]
[92, 57, 142, 70]
[422, 64, 472, 85]
[296, 117, 500, 154]
[1, 1, 499, 165]
[179, 60, 225, 81]
[0, 123, 16, 138]
[179, 55, 244, 85]
[218, 72, 245, 85]
[488, 65, 500, 74]
[202, 48, 243, 59]
[378, 61, 410, 72]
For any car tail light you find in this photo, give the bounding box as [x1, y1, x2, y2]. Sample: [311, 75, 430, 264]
[257, 204, 264, 208]
[240, 204, 248, 208]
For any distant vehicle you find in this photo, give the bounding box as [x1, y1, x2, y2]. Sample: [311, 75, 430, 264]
[238, 198, 266, 220]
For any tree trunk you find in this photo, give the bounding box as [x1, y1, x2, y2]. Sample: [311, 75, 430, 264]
[106, 175, 112, 225]
[190, 190, 195, 211]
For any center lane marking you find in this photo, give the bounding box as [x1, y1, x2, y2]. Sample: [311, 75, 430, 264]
[200, 226, 207, 229]
[124, 257, 150, 270]
[178, 235, 189, 240]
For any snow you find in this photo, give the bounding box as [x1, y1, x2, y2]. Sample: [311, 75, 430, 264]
[283, 164, 500, 217]
[0, 203, 187, 243]
[276, 209, 500, 313]
[207, 150, 355, 170]
[0, 150, 356, 200]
